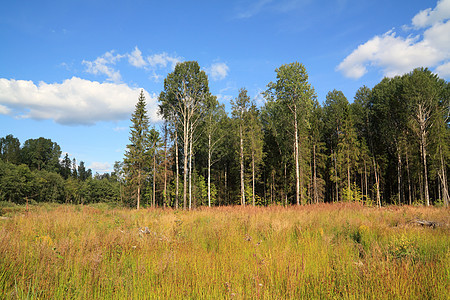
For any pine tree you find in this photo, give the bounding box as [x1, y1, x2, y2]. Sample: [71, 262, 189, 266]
[124, 90, 150, 209]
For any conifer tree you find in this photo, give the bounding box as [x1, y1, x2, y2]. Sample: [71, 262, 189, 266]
[125, 90, 150, 209]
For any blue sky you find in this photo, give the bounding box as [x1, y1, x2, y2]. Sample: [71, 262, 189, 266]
[1, 0, 449, 174]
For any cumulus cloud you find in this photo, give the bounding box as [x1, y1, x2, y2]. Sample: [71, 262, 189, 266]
[435, 61, 450, 77]
[207, 62, 230, 81]
[89, 162, 111, 173]
[337, 0, 450, 79]
[82, 51, 124, 82]
[412, 0, 450, 28]
[128, 46, 147, 68]
[0, 77, 160, 125]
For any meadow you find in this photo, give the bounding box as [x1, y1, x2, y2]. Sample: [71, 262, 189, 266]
[0, 202, 449, 299]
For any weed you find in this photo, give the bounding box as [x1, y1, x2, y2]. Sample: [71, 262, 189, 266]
[0, 203, 448, 299]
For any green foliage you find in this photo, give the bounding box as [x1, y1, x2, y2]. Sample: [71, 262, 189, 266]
[0, 134, 21, 164]
[20, 137, 61, 173]
[124, 90, 151, 209]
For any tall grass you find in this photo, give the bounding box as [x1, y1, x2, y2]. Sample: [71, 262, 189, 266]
[1, 203, 448, 299]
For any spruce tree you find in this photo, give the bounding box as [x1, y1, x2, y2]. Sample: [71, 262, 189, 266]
[125, 90, 150, 209]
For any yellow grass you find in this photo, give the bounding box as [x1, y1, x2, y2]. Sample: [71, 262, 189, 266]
[1, 203, 449, 299]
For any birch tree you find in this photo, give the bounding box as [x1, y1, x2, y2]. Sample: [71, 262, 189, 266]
[231, 88, 251, 206]
[266, 62, 315, 205]
[403, 68, 447, 206]
[204, 95, 226, 207]
[158, 61, 210, 210]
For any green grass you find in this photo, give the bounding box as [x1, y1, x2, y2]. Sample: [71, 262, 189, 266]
[0, 203, 449, 299]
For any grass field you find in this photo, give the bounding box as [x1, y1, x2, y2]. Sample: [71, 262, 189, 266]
[0, 202, 449, 299]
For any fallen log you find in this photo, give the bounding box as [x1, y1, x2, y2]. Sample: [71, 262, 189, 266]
[411, 219, 441, 228]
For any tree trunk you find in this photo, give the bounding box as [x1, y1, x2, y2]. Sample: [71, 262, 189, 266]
[373, 157, 381, 207]
[364, 159, 368, 204]
[224, 165, 227, 205]
[397, 144, 402, 205]
[189, 129, 193, 210]
[240, 119, 245, 206]
[294, 104, 300, 205]
[175, 128, 179, 210]
[284, 163, 288, 206]
[252, 151, 255, 206]
[313, 144, 318, 204]
[163, 124, 167, 207]
[347, 150, 351, 202]
[137, 169, 141, 210]
[334, 150, 339, 202]
[271, 170, 276, 204]
[183, 115, 188, 210]
[420, 131, 430, 206]
[439, 145, 449, 207]
[208, 133, 212, 207]
[153, 147, 156, 208]
[406, 148, 412, 205]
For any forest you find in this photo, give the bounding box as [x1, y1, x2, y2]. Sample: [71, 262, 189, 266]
[1, 62, 449, 208]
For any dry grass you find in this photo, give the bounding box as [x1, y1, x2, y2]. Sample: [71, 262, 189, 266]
[0, 203, 449, 299]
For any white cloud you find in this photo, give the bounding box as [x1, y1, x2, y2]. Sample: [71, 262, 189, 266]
[254, 90, 266, 106]
[0, 104, 11, 114]
[128, 46, 147, 68]
[147, 52, 181, 69]
[89, 162, 111, 173]
[0, 77, 161, 125]
[235, 0, 273, 19]
[423, 20, 450, 53]
[337, 31, 442, 79]
[113, 126, 128, 132]
[412, 0, 450, 28]
[234, 0, 308, 19]
[216, 94, 233, 104]
[207, 62, 230, 81]
[82, 51, 124, 82]
[337, 1, 450, 79]
[435, 61, 450, 77]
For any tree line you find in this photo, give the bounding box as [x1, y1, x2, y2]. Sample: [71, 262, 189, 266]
[1, 62, 448, 208]
[123, 62, 449, 209]
[0, 135, 123, 204]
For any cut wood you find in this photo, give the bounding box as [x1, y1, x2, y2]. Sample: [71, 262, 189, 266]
[411, 219, 441, 228]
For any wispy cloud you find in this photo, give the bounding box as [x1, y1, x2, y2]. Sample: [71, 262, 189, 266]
[113, 126, 128, 132]
[337, 0, 450, 79]
[0, 104, 11, 114]
[206, 62, 230, 81]
[128, 46, 147, 68]
[147, 52, 182, 69]
[234, 0, 308, 19]
[0, 77, 161, 125]
[84, 47, 183, 83]
[235, 0, 273, 19]
[82, 51, 124, 82]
